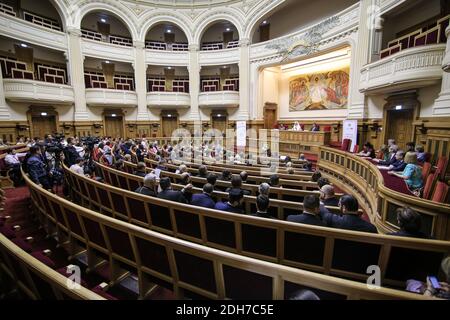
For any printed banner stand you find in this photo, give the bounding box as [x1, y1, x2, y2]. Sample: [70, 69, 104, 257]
[236, 121, 247, 147]
[342, 119, 358, 152]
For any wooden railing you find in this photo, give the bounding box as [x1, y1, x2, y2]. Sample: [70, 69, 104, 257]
[25, 170, 435, 299]
[318, 147, 450, 240]
[0, 234, 104, 300]
[63, 163, 450, 289]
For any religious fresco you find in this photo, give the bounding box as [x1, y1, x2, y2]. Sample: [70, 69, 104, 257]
[289, 68, 349, 111]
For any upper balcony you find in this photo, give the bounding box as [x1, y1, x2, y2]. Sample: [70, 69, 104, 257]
[0, 10, 67, 52]
[147, 92, 190, 109]
[199, 91, 240, 108]
[3, 78, 74, 105]
[360, 44, 446, 94]
[85, 88, 137, 107]
[145, 47, 189, 66]
[81, 33, 135, 63]
[199, 46, 240, 66]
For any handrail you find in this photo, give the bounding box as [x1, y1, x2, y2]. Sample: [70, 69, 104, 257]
[64, 163, 450, 288]
[0, 234, 105, 300]
[318, 147, 450, 240]
[23, 169, 437, 299]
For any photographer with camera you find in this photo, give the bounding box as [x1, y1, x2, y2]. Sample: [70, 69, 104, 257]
[64, 137, 84, 167]
[25, 145, 53, 191]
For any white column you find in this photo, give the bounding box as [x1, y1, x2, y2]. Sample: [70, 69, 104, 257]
[134, 41, 150, 121]
[67, 27, 89, 121]
[0, 67, 10, 120]
[433, 25, 450, 116]
[188, 44, 201, 121]
[237, 38, 250, 120]
[348, 0, 372, 119]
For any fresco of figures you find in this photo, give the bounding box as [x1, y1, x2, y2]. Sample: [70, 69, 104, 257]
[289, 68, 349, 111]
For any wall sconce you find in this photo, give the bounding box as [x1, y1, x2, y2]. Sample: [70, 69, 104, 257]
[16, 124, 29, 131]
[180, 122, 188, 128]
[93, 123, 103, 129]
[151, 123, 160, 128]
[369, 122, 382, 139]
[418, 123, 428, 135]
[332, 123, 341, 134]
[203, 122, 210, 128]
[62, 122, 73, 130]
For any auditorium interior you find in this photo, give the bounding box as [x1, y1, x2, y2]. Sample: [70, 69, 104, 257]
[0, 0, 449, 301]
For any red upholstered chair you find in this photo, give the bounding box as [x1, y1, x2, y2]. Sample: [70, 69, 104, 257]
[431, 181, 449, 203]
[323, 126, 331, 132]
[341, 139, 351, 152]
[352, 144, 359, 153]
[421, 162, 432, 182]
[422, 172, 438, 200]
[435, 156, 448, 180]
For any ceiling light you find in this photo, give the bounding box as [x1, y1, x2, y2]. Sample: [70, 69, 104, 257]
[20, 43, 28, 48]
[226, 28, 231, 32]
[217, 114, 221, 117]
[262, 20, 268, 25]
[111, 114, 116, 117]
[167, 114, 172, 117]
[100, 18, 106, 23]
[105, 60, 110, 64]
[40, 112, 47, 116]
[395, 105, 402, 110]
[167, 67, 172, 69]
[166, 29, 172, 33]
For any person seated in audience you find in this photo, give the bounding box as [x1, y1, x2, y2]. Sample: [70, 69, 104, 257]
[113, 159, 124, 171]
[388, 152, 423, 191]
[287, 195, 326, 226]
[317, 177, 330, 189]
[388, 207, 430, 239]
[135, 173, 158, 197]
[136, 144, 145, 163]
[197, 165, 208, 178]
[26, 146, 53, 191]
[133, 162, 147, 177]
[374, 144, 398, 165]
[415, 145, 426, 163]
[214, 188, 245, 214]
[292, 121, 303, 131]
[191, 183, 216, 209]
[311, 123, 320, 132]
[299, 153, 306, 161]
[269, 174, 281, 188]
[287, 167, 295, 175]
[157, 177, 190, 204]
[0, 138, 6, 147]
[156, 158, 168, 171]
[249, 195, 275, 219]
[320, 184, 339, 207]
[289, 289, 320, 300]
[406, 142, 415, 153]
[376, 144, 390, 161]
[380, 150, 406, 172]
[322, 195, 377, 233]
[258, 182, 270, 197]
[220, 169, 232, 181]
[179, 172, 191, 186]
[406, 257, 450, 299]
[357, 142, 376, 158]
[303, 161, 313, 171]
[206, 173, 218, 189]
[387, 139, 396, 148]
[101, 149, 114, 166]
[70, 158, 86, 176]
[311, 170, 322, 182]
[226, 175, 251, 196]
[123, 154, 132, 163]
[175, 164, 188, 174]
[5, 148, 27, 185]
[240, 171, 248, 184]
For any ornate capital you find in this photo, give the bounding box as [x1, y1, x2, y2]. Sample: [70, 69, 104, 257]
[188, 44, 200, 52]
[67, 27, 82, 37]
[134, 41, 145, 50]
[239, 38, 250, 47]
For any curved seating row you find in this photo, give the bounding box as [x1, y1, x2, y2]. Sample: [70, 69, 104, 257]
[144, 158, 314, 184]
[318, 147, 450, 241]
[0, 233, 104, 300]
[24, 169, 434, 300]
[106, 161, 346, 216]
[65, 163, 450, 288]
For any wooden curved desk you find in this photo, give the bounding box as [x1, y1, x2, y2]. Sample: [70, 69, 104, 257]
[318, 147, 450, 240]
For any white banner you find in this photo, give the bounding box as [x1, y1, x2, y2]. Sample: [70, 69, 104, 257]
[342, 119, 358, 152]
[236, 121, 247, 147]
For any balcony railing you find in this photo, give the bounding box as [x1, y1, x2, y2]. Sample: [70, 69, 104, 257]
[198, 91, 239, 108]
[360, 44, 446, 94]
[3, 78, 74, 105]
[85, 88, 137, 106]
[147, 92, 190, 109]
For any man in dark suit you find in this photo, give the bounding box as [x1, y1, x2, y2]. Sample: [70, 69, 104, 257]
[214, 189, 244, 214]
[133, 162, 147, 177]
[197, 165, 208, 178]
[249, 195, 275, 219]
[387, 151, 407, 172]
[225, 175, 251, 196]
[191, 183, 216, 209]
[286, 195, 326, 226]
[388, 207, 430, 239]
[135, 173, 157, 197]
[322, 195, 377, 233]
[207, 173, 217, 190]
[320, 185, 340, 207]
[157, 177, 190, 204]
